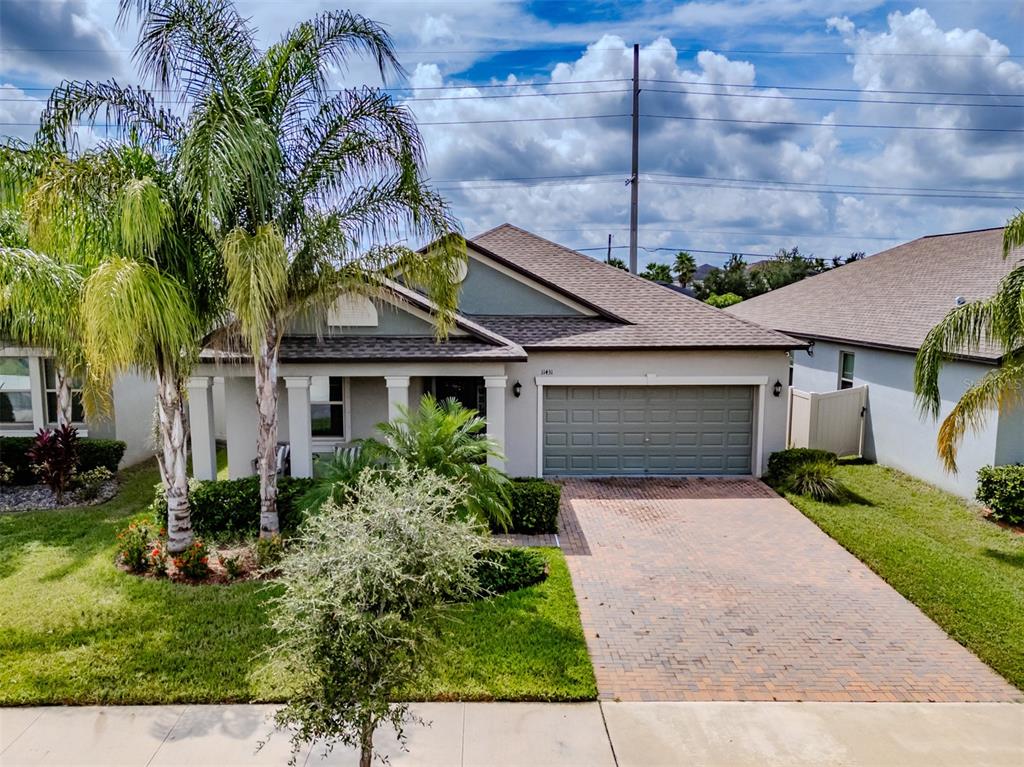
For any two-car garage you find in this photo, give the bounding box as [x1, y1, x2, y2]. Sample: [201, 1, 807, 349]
[541, 384, 756, 476]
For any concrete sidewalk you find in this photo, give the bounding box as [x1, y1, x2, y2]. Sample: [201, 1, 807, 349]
[1, 702, 1021, 767]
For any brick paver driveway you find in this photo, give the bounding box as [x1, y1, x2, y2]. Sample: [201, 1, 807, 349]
[559, 477, 1021, 702]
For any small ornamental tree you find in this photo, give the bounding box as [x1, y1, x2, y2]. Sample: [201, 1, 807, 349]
[27, 424, 79, 502]
[269, 465, 487, 767]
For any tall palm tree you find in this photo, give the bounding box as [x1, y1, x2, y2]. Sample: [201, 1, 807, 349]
[673, 251, 697, 287]
[914, 213, 1024, 472]
[80, 0, 464, 538]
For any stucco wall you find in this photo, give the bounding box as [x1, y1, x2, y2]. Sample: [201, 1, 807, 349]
[107, 373, 157, 467]
[996, 401, 1024, 465]
[790, 340, 1000, 498]
[458, 258, 584, 316]
[500, 349, 791, 478]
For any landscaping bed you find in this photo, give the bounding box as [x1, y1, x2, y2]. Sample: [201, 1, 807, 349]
[0, 462, 595, 705]
[781, 461, 1024, 692]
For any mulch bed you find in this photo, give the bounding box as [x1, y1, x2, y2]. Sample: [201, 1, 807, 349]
[0, 481, 118, 512]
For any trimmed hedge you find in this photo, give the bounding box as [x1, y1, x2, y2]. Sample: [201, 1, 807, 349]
[474, 547, 548, 596]
[151, 475, 316, 540]
[0, 435, 126, 485]
[503, 478, 561, 534]
[766, 448, 837, 487]
[977, 465, 1024, 526]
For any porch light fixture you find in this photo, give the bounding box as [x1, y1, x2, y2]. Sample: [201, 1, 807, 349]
[512, 380, 522, 398]
[772, 380, 783, 397]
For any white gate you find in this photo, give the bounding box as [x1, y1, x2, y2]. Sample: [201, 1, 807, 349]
[787, 386, 867, 457]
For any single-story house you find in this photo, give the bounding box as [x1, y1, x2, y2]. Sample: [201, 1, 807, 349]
[727, 226, 1024, 498]
[191, 224, 802, 480]
[0, 348, 155, 465]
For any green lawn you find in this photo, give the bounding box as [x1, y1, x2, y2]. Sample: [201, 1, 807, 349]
[783, 462, 1024, 691]
[0, 462, 595, 705]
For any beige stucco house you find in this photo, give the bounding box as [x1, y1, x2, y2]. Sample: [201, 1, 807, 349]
[187, 224, 801, 480]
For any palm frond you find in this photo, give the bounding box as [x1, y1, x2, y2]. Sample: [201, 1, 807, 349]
[936, 354, 1024, 473]
[118, 176, 173, 262]
[221, 224, 289, 354]
[1005, 209, 1024, 260]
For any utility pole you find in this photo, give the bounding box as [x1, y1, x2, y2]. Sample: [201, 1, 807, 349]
[606, 233, 613, 263]
[628, 43, 640, 274]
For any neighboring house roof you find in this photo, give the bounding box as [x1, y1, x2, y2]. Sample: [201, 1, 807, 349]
[470, 224, 801, 350]
[727, 227, 1022, 363]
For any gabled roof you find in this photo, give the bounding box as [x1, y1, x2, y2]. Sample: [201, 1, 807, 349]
[470, 224, 801, 350]
[726, 227, 1022, 363]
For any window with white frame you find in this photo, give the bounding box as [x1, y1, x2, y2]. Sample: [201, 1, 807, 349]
[310, 376, 345, 438]
[44, 359, 85, 424]
[0, 356, 33, 428]
[838, 351, 855, 390]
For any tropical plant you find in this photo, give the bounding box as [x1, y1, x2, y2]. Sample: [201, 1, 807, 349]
[72, 465, 114, 502]
[914, 214, 1024, 472]
[606, 256, 628, 270]
[269, 465, 485, 767]
[786, 459, 845, 502]
[61, 0, 466, 541]
[173, 539, 211, 580]
[673, 251, 696, 286]
[117, 520, 154, 573]
[300, 449, 380, 512]
[640, 262, 672, 282]
[27, 424, 79, 502]
[361, 394, 511, 528]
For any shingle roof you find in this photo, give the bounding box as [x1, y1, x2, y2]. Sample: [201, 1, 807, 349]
[726, 227, 1022, 362]
[470, 224, 801, 350]
[203, 335, 526, 363]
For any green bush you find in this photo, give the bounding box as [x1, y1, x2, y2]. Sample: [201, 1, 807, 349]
[117, 521, 154, 573]
[151, 475, 316, 540]
[787, 460, 845, 502]
[255, 534, 285, 569]
[767, 448, 837, 486]
[0, 436, 126, 485]
[173, 539, 211, 580]
[473, 547, 548, 596]
[977, 465, 1024, 525]
[502, 478, 561, 534]
[706, 292, 744, 308]
[73, 466, 114, 502]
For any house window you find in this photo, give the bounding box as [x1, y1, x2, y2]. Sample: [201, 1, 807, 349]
[0, 356, 33, 428]
[310, 376, 345, 438]
[44, 359, 85, 424]
[838, 351, 855, 390]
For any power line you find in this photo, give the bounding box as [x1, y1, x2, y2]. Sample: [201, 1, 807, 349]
[643, 113, 1024, 133]
[643, 178, 1018, 201]
[528, 226, 904, 241]
[580, 244, 778, 258]
[641, 79, 1024, 99]
[643, 88, 1024, 109]
[642, 172, 1024, 197]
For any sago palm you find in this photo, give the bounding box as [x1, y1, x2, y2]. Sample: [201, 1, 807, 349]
[914, 213, 1024, 472]
[57, 0, 467, 538]
[361, 394, 511, 528]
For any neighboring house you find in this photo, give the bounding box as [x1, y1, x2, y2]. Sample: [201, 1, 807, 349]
[192, 224, 801, 480]
[0, 347, 155, 465]
[728, 226, 1024, 498]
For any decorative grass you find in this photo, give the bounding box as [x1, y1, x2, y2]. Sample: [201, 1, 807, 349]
[784, 462, 1024, 692]
[0, 462, 595, 704]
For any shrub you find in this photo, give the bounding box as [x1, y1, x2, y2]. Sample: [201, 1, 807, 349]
[474, 547, 547, 595]
[977, 465, 1024, 525]
[0, 436, 126, 485]
[269, 466, 486, 765]
[0, 463, 13, 486]
[151, 475, 316, 540]
[301, 449, 380, 512]
[222, 553, 245, 580]
[787, 460, 845, 502]
[255, 534, 285, 569]
[173, 539, 211, 580]
[706, 292, 744, 308]
[767, 448, 837, 486]
[27, 425, 79, 502]
[503, 478, 561, 534]
[73, 466, 114, 502]
[149, 541, 169, 577]
[117, 521, 153, 573]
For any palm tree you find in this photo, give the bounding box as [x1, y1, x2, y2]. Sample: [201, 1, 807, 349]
[360, 394, 510, 528]
[673, 251, 697, 287]
[93, 0, 466, 538]
[914, 213, 1024, 472]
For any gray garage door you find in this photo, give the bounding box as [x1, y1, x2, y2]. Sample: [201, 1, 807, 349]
[542, 385, 754, 475]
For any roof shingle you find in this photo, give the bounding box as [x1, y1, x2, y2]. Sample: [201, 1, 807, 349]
[726, 227, 1022, 362]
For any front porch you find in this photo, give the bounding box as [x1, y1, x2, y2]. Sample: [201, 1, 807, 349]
[186, 362, 510, 481]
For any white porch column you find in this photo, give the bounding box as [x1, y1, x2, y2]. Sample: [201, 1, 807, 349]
[484, 375, 507, 471]
[224, 377, 258, 479]
[385, 375, 410, 422]
[28, 357, 46, 429]
[285, 376, 313, 478]
[186, 376, 217, 481]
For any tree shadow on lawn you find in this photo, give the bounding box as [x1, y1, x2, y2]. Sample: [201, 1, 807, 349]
[984, 548, 1024, 569]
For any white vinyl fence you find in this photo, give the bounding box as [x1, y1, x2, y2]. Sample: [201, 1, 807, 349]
[787, 385, 868, 457]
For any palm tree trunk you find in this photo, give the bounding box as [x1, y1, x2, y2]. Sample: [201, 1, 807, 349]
[55, 367, 73, 427]
[156, 370, 193, 554]
[255, 324, 281, 538]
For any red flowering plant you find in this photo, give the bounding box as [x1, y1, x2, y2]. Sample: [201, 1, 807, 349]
[117, 521, 153, 573]
[149, 540, 169, 577]
[173, 539, 211, 581]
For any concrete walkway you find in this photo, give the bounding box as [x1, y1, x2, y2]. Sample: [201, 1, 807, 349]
[1, 703, 1021, 766]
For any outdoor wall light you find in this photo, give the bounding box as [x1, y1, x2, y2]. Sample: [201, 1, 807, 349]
[512, 380, 522, 398]
[772, 380, 783, 397]
[806, 339, 815, 357]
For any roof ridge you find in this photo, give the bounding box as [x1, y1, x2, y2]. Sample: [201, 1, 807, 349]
[920, 225, 1005, 240]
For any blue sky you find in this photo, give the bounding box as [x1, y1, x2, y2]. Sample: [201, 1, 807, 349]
[1, 0, 1021, 268]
